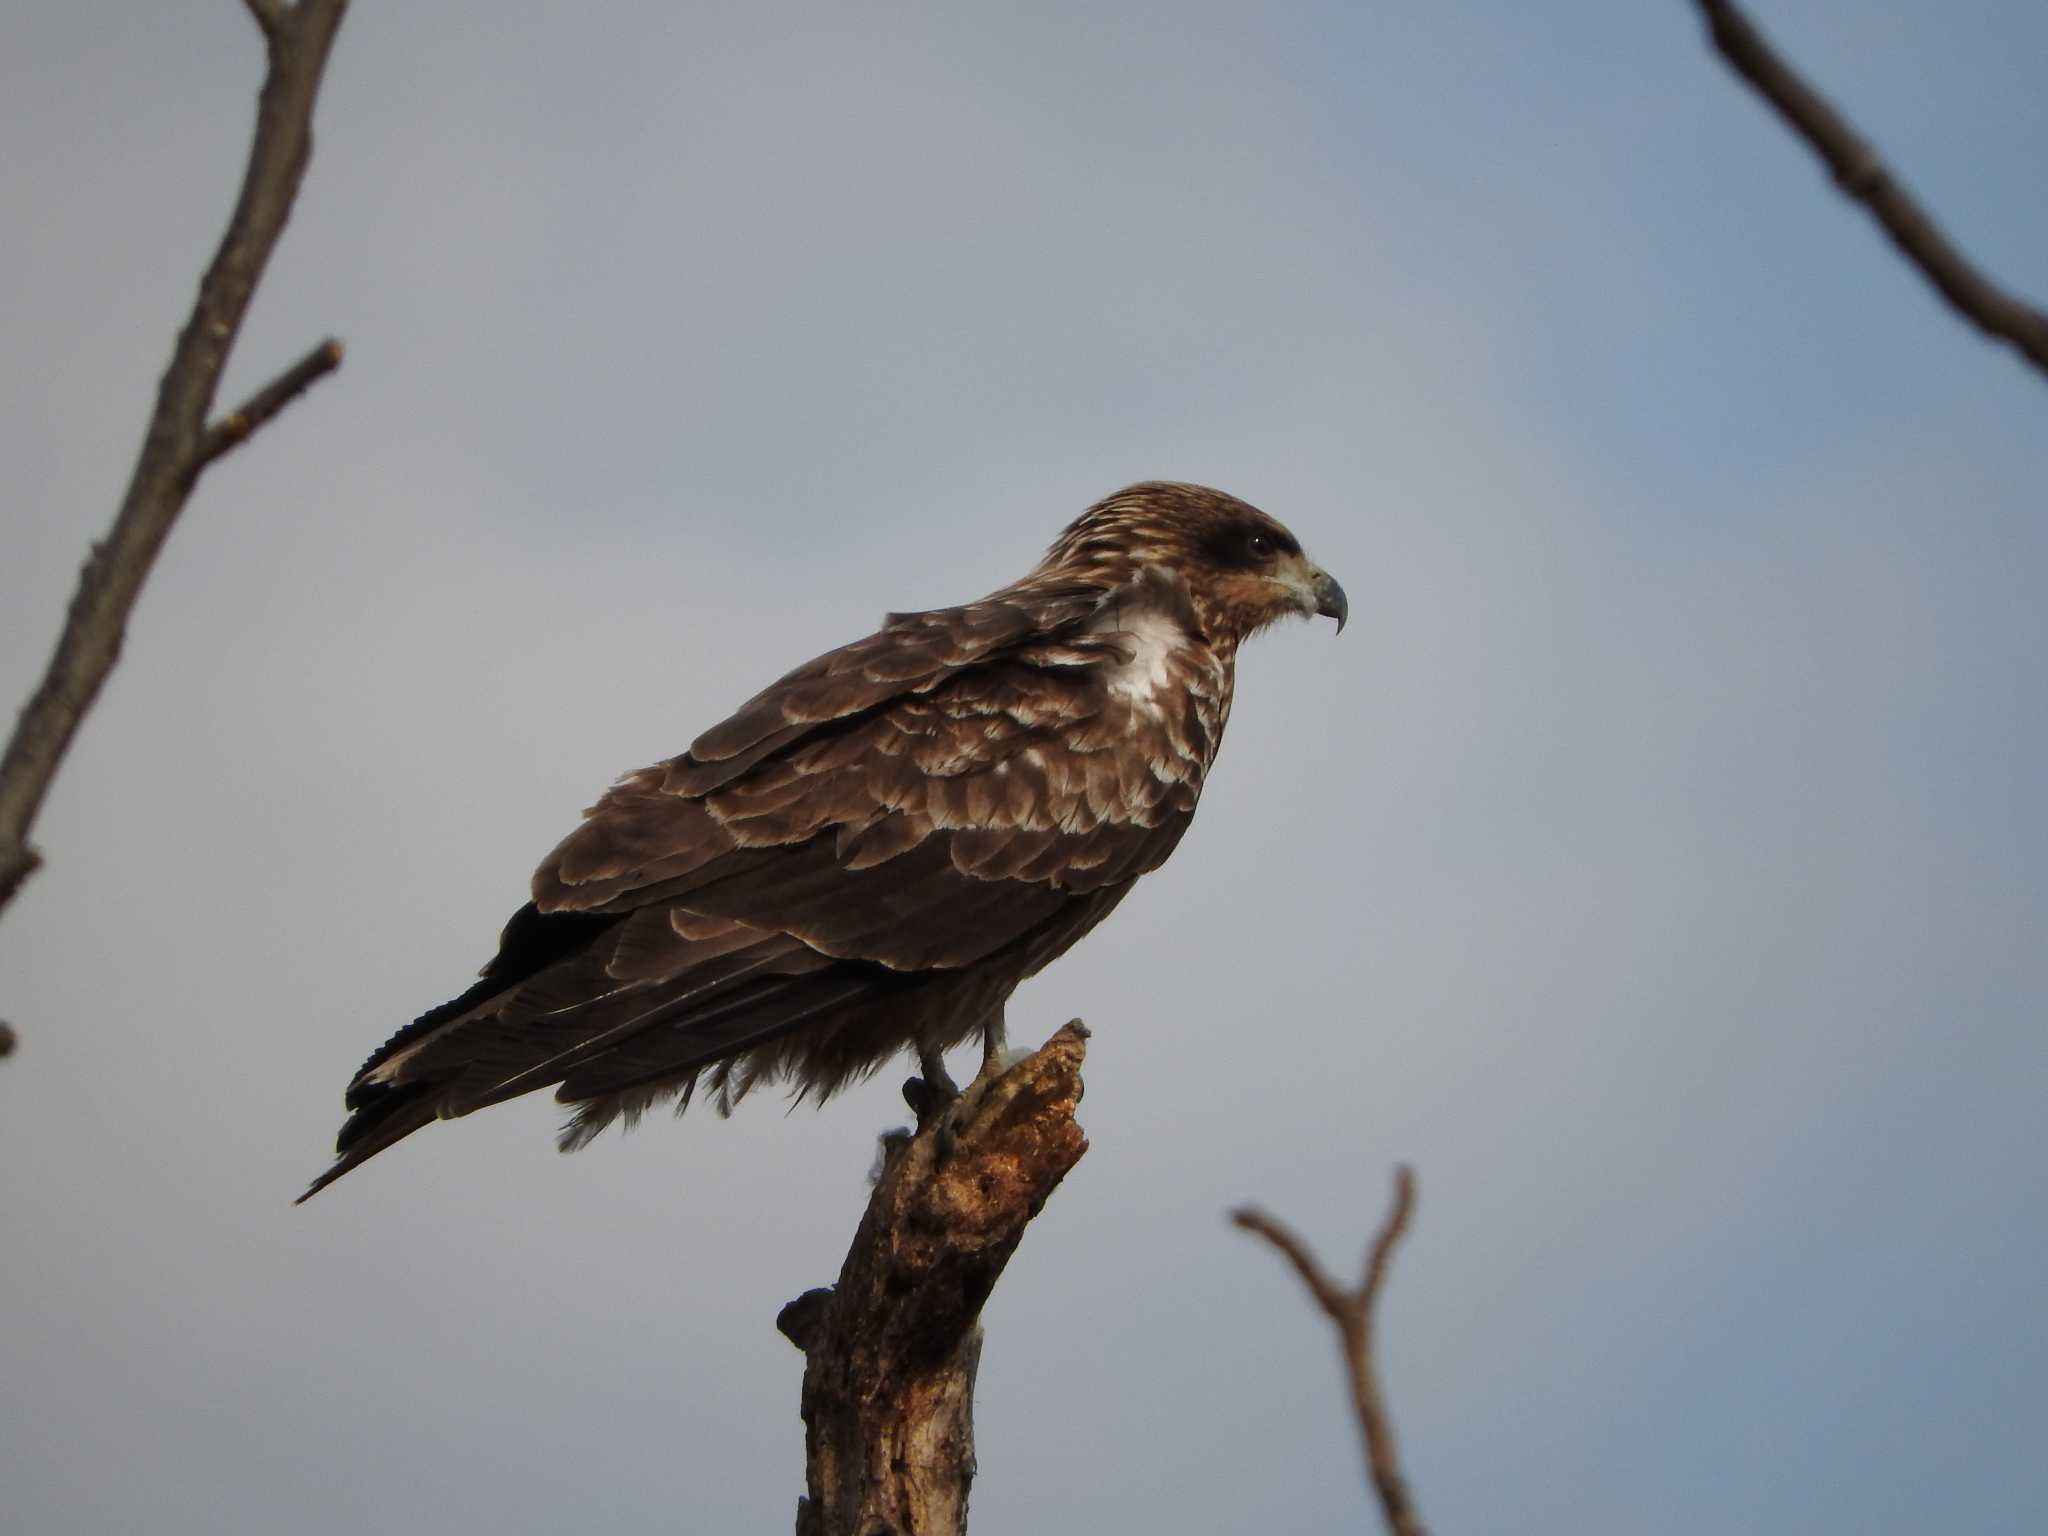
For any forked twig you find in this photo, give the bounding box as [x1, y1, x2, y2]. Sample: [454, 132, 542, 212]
[1235, 1166, 1426, 1536]
[0, 1, 349, 931]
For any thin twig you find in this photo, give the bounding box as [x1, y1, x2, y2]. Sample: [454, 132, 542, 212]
[1694, 0, 2048, 380]
[242, 0, 287, 41]
[1234, 1166, 1426, 1536]
[0, 0, 349, 931]
[195, 338, 344, 470]
[0, 846, 39, 916]
[1232, 1204, 1351, 1318]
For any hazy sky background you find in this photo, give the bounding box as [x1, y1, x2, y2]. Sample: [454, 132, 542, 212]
[4, 3, 2045, 1532]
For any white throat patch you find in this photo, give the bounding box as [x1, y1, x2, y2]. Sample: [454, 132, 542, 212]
[1092, 604, 1186, 712]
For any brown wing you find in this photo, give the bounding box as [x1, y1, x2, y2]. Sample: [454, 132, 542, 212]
[300, 582, 1211, 1199]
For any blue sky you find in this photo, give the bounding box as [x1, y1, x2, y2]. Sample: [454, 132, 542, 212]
[3, 4, 2044, 1532]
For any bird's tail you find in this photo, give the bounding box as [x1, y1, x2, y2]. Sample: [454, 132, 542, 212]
[295, 913, 900, 1202]
[294, 1080, 443, 1204]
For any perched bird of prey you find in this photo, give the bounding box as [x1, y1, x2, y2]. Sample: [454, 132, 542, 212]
[301, 482, 1345, 1201]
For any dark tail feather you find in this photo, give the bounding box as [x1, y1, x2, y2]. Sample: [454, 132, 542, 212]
[294, 1080, 443, 1204]
[341, 905, 617, 1114]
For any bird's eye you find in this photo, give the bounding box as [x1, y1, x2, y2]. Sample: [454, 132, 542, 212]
[1246, 533, 1274, 559]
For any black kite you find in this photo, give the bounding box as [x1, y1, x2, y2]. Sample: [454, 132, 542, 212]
[302, 482, 1345, 1199]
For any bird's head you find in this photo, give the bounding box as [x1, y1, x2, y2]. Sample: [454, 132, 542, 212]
[1038, 482, 1347, 648]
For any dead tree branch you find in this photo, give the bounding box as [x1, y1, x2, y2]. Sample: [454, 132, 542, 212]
[0, 0, 350, 924]
[197, 337, 344, 469]
[1694, 0, 2048, 381]
[1235, 1166, 1426, 1536]
[242, 0, 289, 40]
[779, 1023, 1092, 1536]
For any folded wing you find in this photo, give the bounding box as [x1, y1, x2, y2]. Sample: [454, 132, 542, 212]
[301, 580, 1207, 1200]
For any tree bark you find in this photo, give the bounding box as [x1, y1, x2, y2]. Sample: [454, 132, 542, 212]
[779, 1022, 1091, 1536]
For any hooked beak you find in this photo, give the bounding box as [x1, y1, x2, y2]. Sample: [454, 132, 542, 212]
[1311, 568, 1348, 633]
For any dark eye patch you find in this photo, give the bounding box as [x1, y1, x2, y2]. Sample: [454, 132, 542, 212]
[1199, 518, 1300, 568]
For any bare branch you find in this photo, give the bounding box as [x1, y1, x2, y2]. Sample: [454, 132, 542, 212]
[0, 0, 349, 928]
[196, 338, 344, 469]
[1361, 1162, 1416, 1300]
[1230, 1205, 1353, 1321]
[0, 845, 41, 916]
[1694, 0, 2048, 380]
[242, 0, 288, 41]
[784, 1023, 1092, 1536]
[1352, 1167, 1421, 1536]
[1235, 1166, 1426, 1536]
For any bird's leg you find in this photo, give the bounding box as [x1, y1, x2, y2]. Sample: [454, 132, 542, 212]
[978, 1010, 1013, 1081]
[918, 1042, 960, 1099]
[904, 1040, 960, 1129]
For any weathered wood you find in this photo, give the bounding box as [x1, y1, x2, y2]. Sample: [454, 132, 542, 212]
[782, 1022, 1090, 1536]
